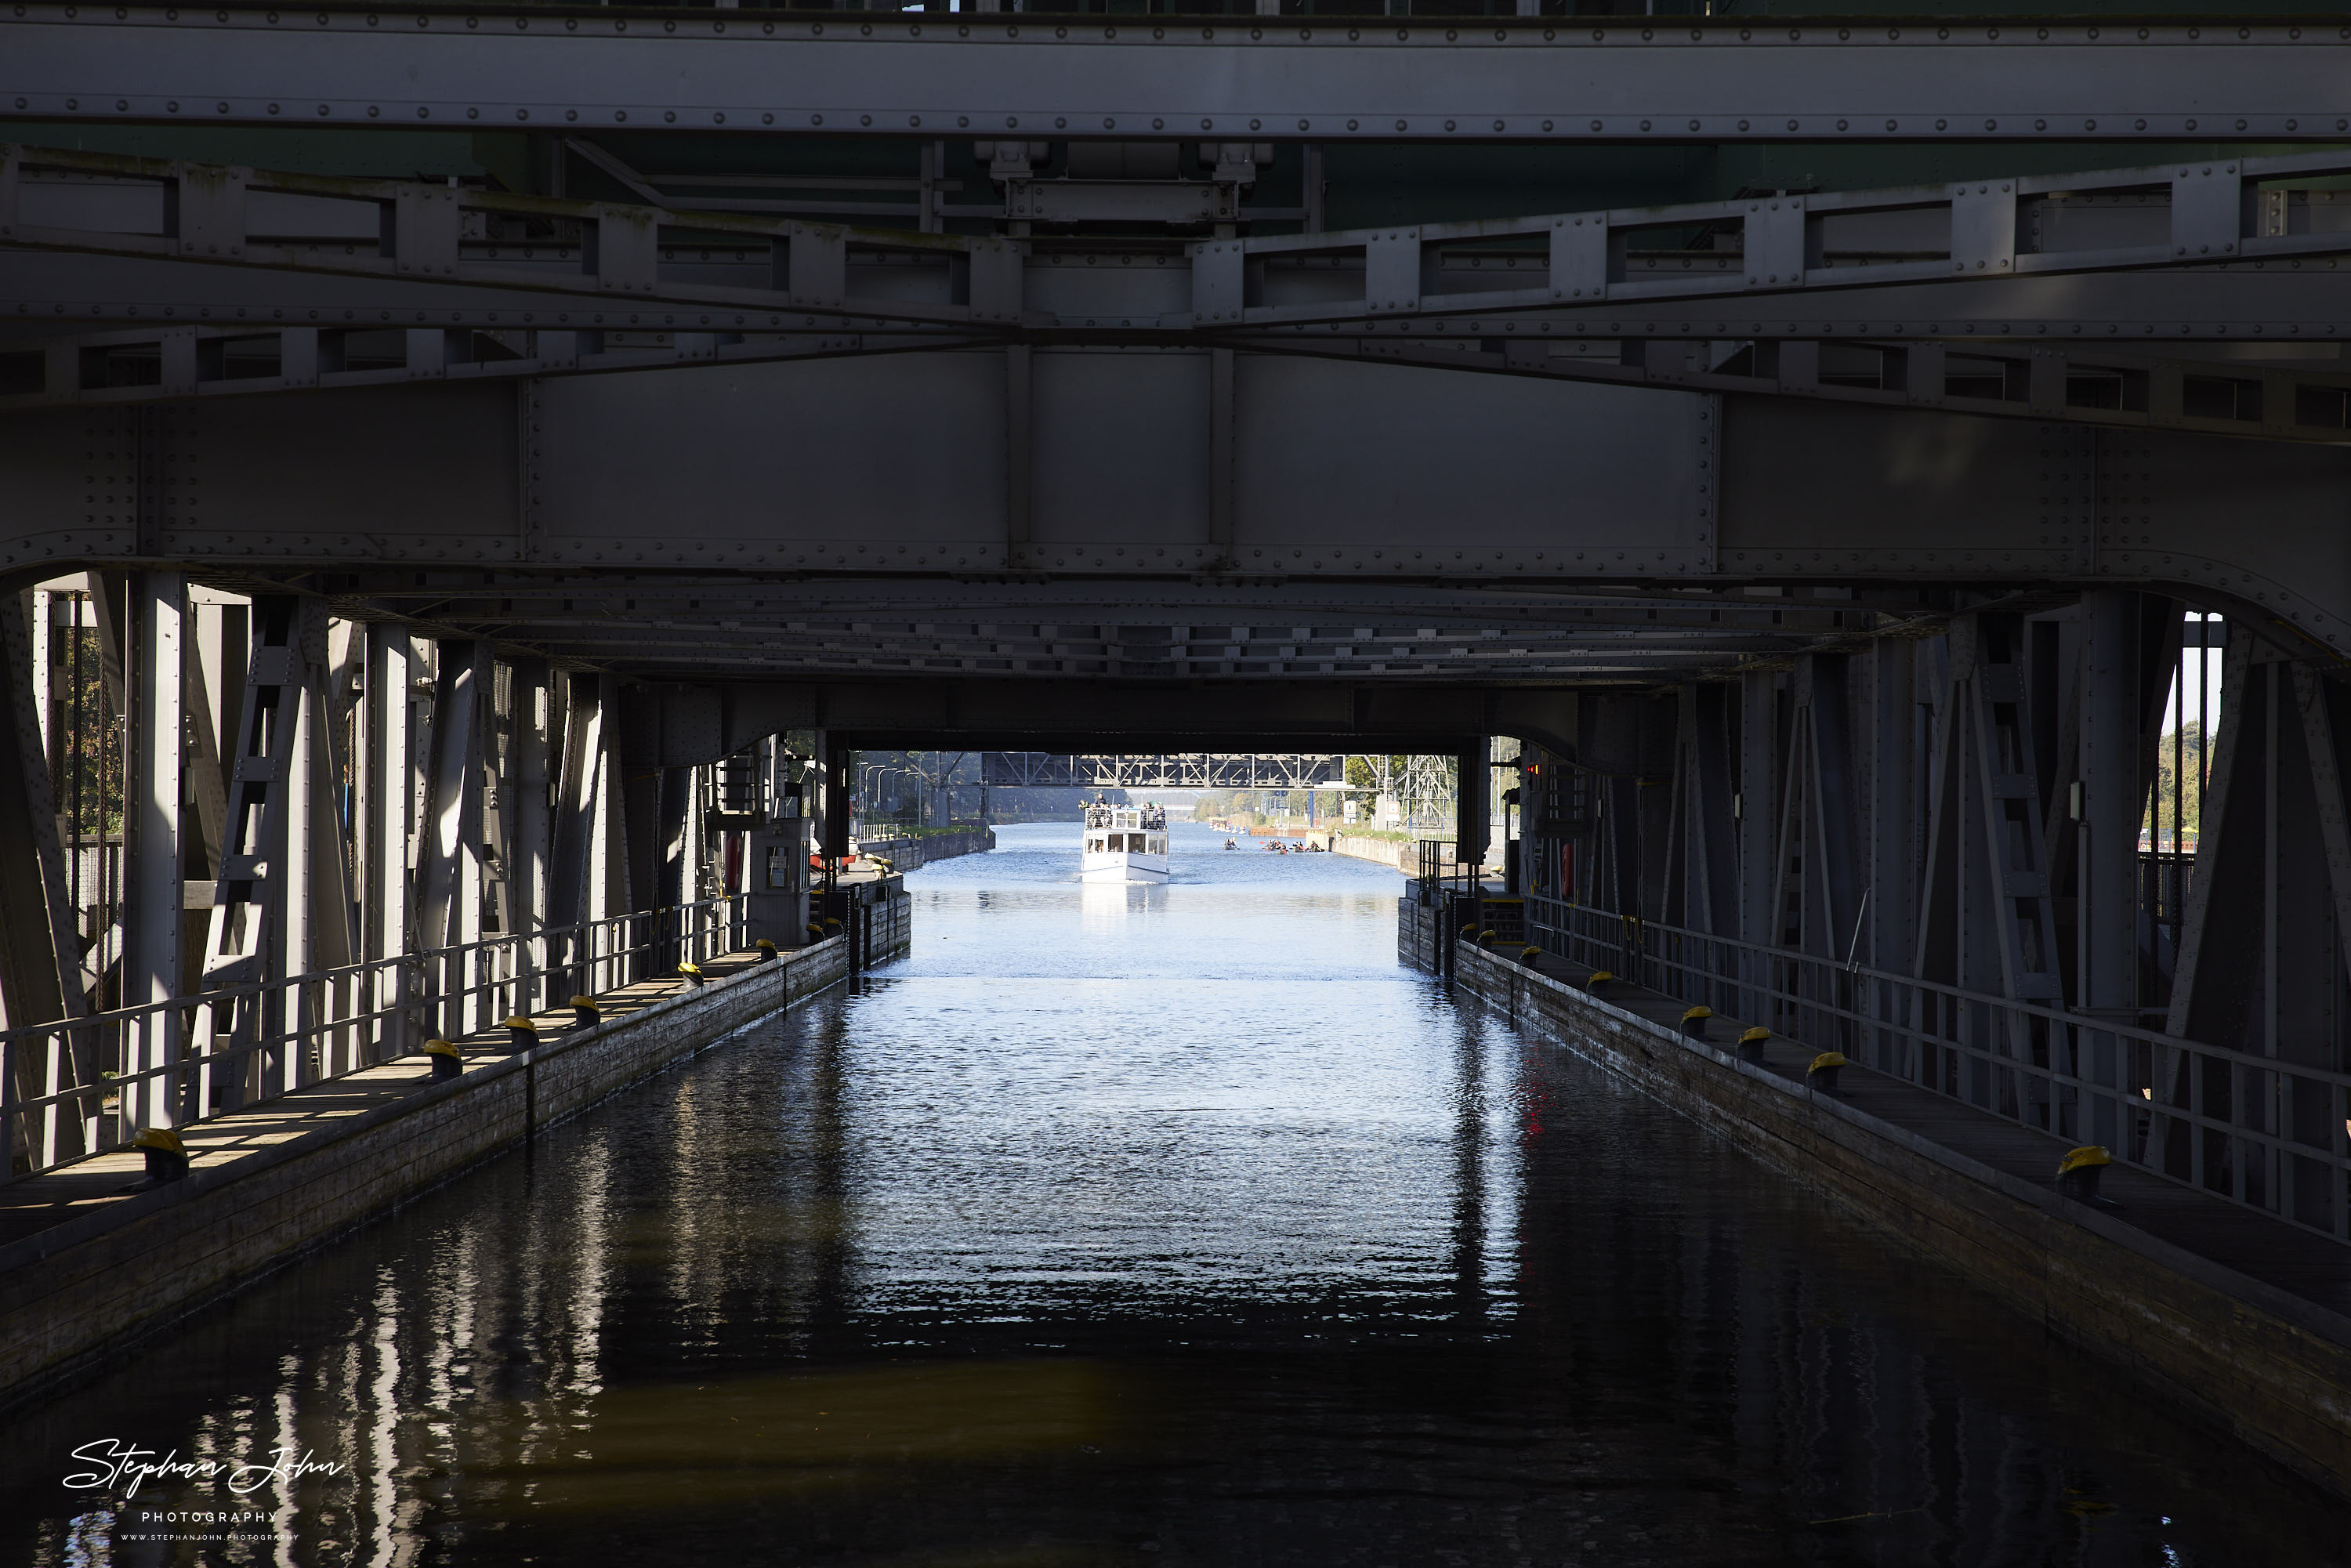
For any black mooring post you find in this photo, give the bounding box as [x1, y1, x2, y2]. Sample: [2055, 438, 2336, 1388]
[1455, 746, 1490, 879]
[822, 744, 853, 861]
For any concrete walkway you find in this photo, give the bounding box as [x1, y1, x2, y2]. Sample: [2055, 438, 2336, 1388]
[0, 950, 772, 1254]
[1497, 943, 2351, 1321]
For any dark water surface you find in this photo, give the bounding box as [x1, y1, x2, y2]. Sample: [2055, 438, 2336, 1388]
[5, 822, 2345, 1566]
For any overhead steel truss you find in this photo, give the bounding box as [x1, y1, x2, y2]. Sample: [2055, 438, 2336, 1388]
[11, 143, 2351, 329]
[2, 9, 2348, 147]
[980, 752, 1345, 788]
[15, 143, 2351, 444]
[296, 576, 1860, 683]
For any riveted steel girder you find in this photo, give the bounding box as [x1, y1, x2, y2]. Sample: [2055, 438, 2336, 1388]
[309, 573, 1845, 683]
[6, 356, 2349, 660]
[979, 753, 1346, 788]
[1, 11, 2347, 145]
[16, 142, 2351, 445]
[11, 143, 2351, 335]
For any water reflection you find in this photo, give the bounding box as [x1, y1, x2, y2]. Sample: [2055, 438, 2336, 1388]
[4, 822, 2343, 1566]
[1078, 879, 1162, 932]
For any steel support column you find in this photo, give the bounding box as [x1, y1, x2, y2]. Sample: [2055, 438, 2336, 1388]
[509, 658, 553, 1005]
[549, 672, 603, 935]
[2078, 591, 2140, 1020]
[358, 621, 413, 1060]
[1678, 684, 1738, 940]
[121, 571, 183, 1131]
[1862, 638, 1918, 1074]
[1737, 670, 1780, 1020]
[0, 589, 89, 1167]
[195, 595, 303, 1108]
[414, 640, 484, 954]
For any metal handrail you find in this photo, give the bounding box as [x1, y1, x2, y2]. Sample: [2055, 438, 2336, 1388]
[1522, 893, 2351, 1246]
[0, 895, 750, 1186]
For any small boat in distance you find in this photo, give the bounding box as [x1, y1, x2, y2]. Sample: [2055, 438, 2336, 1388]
[1082, 798, 1170, 884]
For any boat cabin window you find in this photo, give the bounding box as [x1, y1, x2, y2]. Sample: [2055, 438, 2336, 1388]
[1086, 829, 1167, 854]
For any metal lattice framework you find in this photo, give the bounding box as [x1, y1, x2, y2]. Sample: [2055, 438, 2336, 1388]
[1519, 598, 2351, 1255]
[980, 751, 1346, 788]
[13, 140, 2351, 445]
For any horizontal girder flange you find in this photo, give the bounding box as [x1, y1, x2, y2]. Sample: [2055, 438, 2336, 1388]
[10, 143, 2351, 336]
[5, 353, 2339, 665]
[2, 10, 2349, 144]
[15, 249, 2351, 345]
[16, 310, 2351, 449]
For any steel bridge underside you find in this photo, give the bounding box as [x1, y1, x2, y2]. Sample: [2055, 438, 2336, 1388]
[2, 5, 2349, 1262]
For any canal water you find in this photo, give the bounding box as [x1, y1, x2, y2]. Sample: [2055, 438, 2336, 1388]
[5, 821, 2345, 1566]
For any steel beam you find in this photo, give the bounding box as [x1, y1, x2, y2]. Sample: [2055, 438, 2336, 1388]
[194, 595, 303, 1106]
[548, 672, 603, 934]
[16, 302, 2351, 452]
[357, 620, 412, 1059]
[414, 639, 484, 954]
[978, 752, 1347, 788]
[2077, 591, 2139, 1019]
[1862, 639, 1917, 976]
[2, 13, 2344, 145]
[0, 589, 89, 1162]
[510, 658, 553, 943]
[8, 356, 2351, 659]
[1249, 331, 2351, 449]
[121, 571, 183, 1129]
[17, 247, 2351, 355]
[13, 143, 2351, 337]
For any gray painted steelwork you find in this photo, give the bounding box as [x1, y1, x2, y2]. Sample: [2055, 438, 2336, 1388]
[5, 362, 2346, 664]
[2, 12, 2348, 144]
[1516, 601, 2351, 1251]
[9, 143, 2350, 330]
[979, 752, 1345, 788]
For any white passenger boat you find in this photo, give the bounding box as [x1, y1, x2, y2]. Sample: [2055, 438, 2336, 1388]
[1081, 801, 1171, 883]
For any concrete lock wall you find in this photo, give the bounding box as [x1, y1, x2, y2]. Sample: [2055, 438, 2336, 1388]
[853, 827, 996, 872]
[0, 936, 859, 1412]
[1418, 921, 2351, 1501]
[1331, 835, 1417, 871]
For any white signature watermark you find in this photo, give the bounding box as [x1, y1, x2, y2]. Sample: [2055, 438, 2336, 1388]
[63, 1439, 346, 1499]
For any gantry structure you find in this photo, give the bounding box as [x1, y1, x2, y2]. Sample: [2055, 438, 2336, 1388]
[2, 4, 2348, 1244]
[979, 753, 1346, 788]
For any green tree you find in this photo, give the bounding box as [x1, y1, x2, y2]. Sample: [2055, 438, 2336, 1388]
[2147, 722, 2208, 849]
[50, 624, 122, 839]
